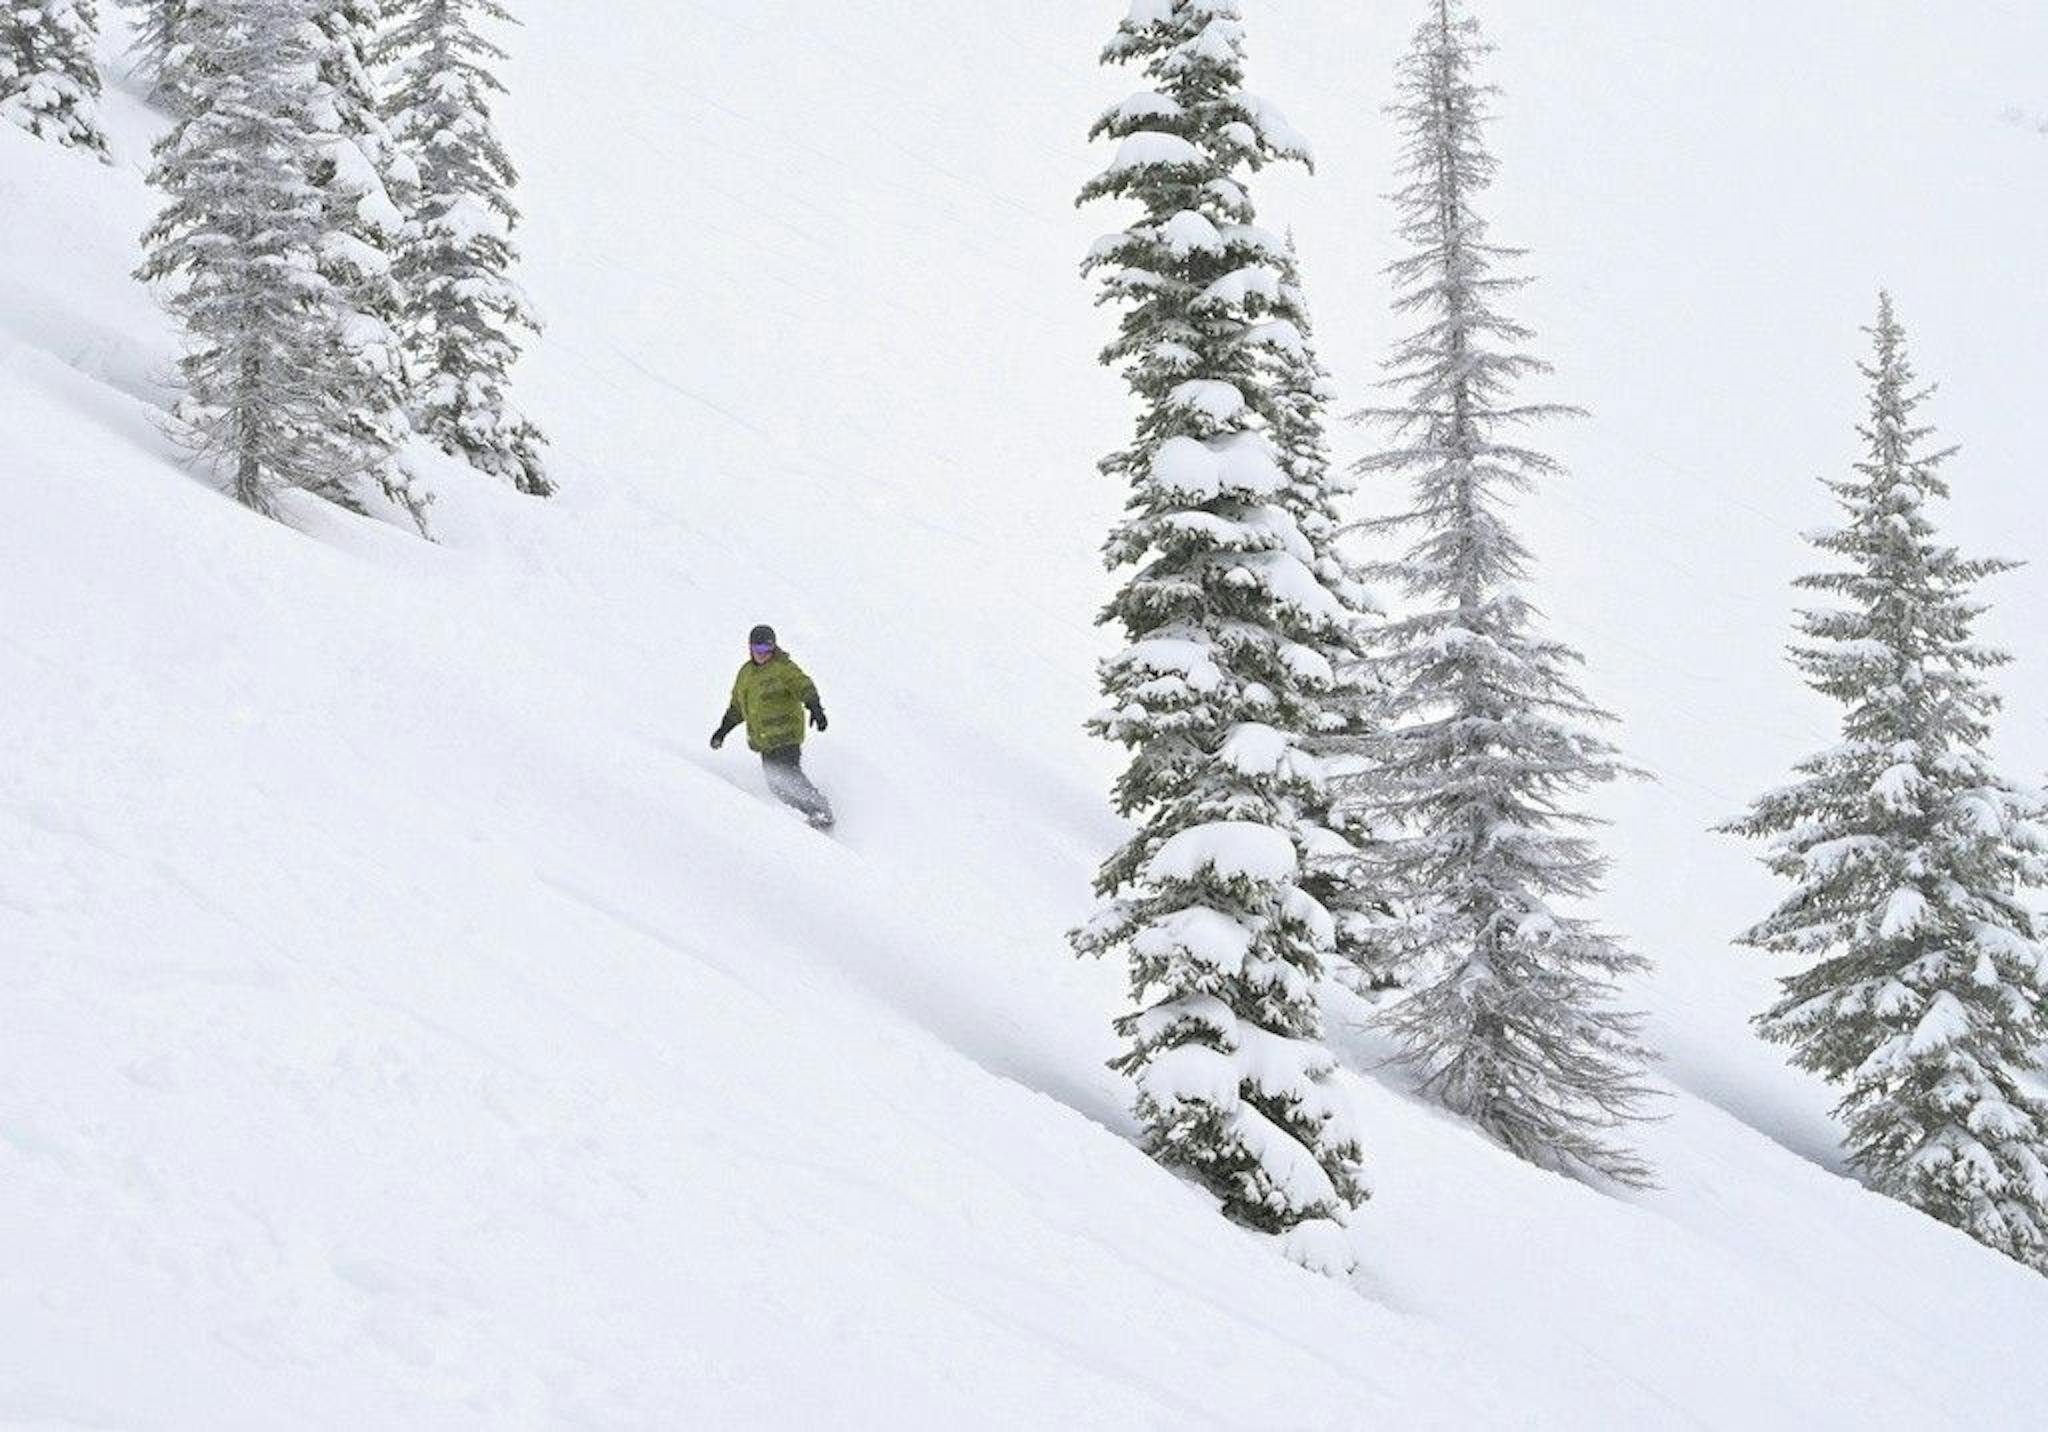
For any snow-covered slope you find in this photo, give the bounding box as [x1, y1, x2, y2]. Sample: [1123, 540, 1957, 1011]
[6, 3, 2048, 1425]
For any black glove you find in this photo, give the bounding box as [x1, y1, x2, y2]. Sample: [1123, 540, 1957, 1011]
[710, 727, 729, 750]
[809, 705, 828, 733]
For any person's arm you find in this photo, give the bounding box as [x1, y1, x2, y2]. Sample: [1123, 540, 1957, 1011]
[711, 673, 745, 748]
[800, 669, 827, 731]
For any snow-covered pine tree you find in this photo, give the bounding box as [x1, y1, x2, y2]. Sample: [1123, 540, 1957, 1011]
[1, 0, 113, 158]
[1074, 0, 1368, 1272]
[138, 0, 364, 518]
[1724, 294, 2048, 1273]
[1352, 0, 1655, 1186]
[1265, 234, 1394, 988]
[310, 0, 432, 530]
[119, 0, 183, 104]
[379, 0, 548, 496]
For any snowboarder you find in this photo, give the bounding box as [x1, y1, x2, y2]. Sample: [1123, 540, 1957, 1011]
[710, 624, 835, 829]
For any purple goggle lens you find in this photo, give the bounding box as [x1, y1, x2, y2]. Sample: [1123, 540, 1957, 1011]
[750, 642, 775, 655]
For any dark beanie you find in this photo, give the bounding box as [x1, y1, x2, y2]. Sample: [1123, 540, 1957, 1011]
[749, 624, 777, 647]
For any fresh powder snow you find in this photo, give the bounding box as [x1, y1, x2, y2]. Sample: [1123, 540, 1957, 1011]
[4, 1, 2048, 1427]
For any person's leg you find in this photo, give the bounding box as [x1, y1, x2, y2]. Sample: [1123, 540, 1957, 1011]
[761, 746, 832, 822]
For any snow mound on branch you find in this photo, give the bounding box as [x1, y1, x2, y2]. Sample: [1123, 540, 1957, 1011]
[1106, 130, 1202, 174]
[1237, 548, 1349, 627]
[1133, 906, 1256, 973]
[1245, 95, 1313, 162]
[1115, 637, 1226, 695]
[1279, 640, 1335, 686]
[1148, 431, 1285, 500]
[1908, 992, 1971, 1055]
[1146, 821, 1298, 884]
[1158, 209, 1223, 255]
[1196, 262, 1282, 309]
[1246, 318, 1308, 357]
[1880, 886, 1929, 940]
[1218, 721, 1299, 777]
[1169, 378, 1245, 421]
[1104, 91, 1180, 126]
[1873, 761, 1923, 809]
[1283, 886, 1338, 949]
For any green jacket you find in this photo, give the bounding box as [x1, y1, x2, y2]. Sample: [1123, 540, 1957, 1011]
[722, 652, 822, 752]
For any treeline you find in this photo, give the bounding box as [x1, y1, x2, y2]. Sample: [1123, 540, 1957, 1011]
[1076, 0, 2048, 1279]
[2, 0, 546, 532]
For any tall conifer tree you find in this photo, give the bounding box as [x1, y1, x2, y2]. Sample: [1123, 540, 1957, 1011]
[120, 0, 184, 106]
[312, 0, 431, 529]
[1, 0, 112, 158]
[1265, 236, 1391, 986]
[1074, 0, 1367, 1272]
[139, 0, 362, 517]
[380, 0, 548, 496]
[1354, 0, 1655, 1185]
[1726, 295, 2048, 1273]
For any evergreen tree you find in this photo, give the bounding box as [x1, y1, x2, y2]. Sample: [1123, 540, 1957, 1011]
[380, 0, 548, 496]
[1725, 294, 2048, 1273]
[1353, 0, 1655, 1186]
[138, 0, 364, 518]
[311, 0, 432, 530]
[1073, 0, 1367, 1272]
[1265, 235, 1394, 987]
[1, 0, 112, 158]
[119, 0, 184, 105]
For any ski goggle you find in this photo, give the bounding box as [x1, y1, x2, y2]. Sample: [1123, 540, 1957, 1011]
[750, 642, 775, 656]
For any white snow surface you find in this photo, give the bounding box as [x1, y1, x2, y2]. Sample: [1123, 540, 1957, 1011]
[1106, 128, 1203, 174]
[1147, 821, 1300, 886]
[1157, 207, 1223, 256]
[1216, 720, 1297, 778]
[1148, 429, 1286, 500]
[5, 3, 2048, 1427]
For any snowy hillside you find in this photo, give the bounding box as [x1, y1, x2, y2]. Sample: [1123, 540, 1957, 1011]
[6, 2, 2048, 1426]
